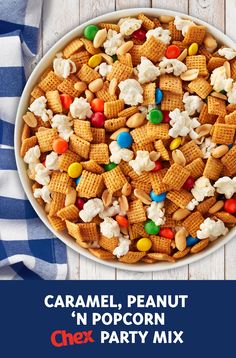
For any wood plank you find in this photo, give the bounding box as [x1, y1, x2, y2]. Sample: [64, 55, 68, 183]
[116, 270, 152, 280]
[66, 247, 80, 279]
[116, 0, 151, 9]
[189, 0, 224, 30]
[78, 0, 116, 279]
[79, 0, 115, 23]
[152, 0, 188, 12]
[224, 0, 236, 280]
[188, 0, 225, 280]
[42, 0, 80, 54]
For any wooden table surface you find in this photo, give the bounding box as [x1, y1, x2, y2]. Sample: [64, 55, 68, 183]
[35, 0, 236, 280]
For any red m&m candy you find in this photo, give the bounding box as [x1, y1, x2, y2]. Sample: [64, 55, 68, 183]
[162, 111, 170, 123]
[159, 228, 174, 239]
[183, 176, 195, 190]
[132, 28, 146, 41]
[76, 198, 85, 210]
[91, 112, 105, 128]
[165, 45, 181, 59]
[60, 94, 73, 110]
[151, 160, 163, 172]
[224, 199, 236, 214]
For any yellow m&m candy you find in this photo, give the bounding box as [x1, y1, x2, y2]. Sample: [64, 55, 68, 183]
[188, 42, 198, 56]
[88, 54, 102, 68]
[68, 162, 83, 178]
[137, 238, 152, 252]
[170, 137, 182, 150]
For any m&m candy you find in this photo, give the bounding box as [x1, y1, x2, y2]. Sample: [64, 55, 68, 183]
[159, 228, 174, 239]
[188, 42, 198, 56]
[75, 176, 81, 185]
[60, 94, 73, 109]
[88, 54, 102, 68]
[137, 237, 152, 252]
[148, 108, 163, 124]
[224, 199, 236, 214]
[182, 176, 195, 190]
[91, 112, 105, 128]
[116, 215, 129, 227]
[162, 111, 170, 123]
[104, 162, 117, 171]
[117, 132, 133, 148]
[186, 236, 199, 247]
[169, 137, 182, 150]
[155, 88, 163, 104]
[84, 24, 99, 40]
[151, 160, 163, 173]
[53, 138, 68, 154]
[165, 44, 181, 59]
[132, 28, 146, 41]
[144, 220, 160, 235]
[76, 197, 85, 210]
[68, 162, 83, 178]
[150, 190, 166, 202]
[90, 98, 104, 112]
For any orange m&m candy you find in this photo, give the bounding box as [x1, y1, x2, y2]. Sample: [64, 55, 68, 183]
[60, 94, 73, 109]
[53, 138, 68, 154]
[91, 98, 104, 112]
[115, 215, 129, 228]
[165, 45, 181, 59]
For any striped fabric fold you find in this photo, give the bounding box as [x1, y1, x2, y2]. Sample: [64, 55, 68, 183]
[0, 0, 68, 280]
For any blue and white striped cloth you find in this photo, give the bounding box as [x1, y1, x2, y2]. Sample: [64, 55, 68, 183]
[0, 0, 68, 279]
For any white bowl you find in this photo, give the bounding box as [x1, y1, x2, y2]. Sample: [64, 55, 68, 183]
[15, 8, 236, 272]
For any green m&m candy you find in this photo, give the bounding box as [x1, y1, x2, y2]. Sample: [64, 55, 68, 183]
[144, 220, 160, 235]
[104, 162, 117, 171]
[84, 25, 99, 40]
[148, 108, 163, 124]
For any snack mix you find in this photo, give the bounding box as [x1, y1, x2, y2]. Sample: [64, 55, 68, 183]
[21, 13, 236, 264]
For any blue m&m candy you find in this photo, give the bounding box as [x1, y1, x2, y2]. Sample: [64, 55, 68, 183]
[117, 132, 133, 148]
[186, 235, 199, 247]
[75, 176, 81, 185]
[155, 88, 163, 104]
[150, 190, 166, 202]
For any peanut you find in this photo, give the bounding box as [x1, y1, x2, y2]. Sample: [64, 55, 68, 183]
[117, 41, 134, 56]
[88, 78, 104, 93]
[85, 89, 94, 102]
[93, 29, 107, 48]
[172, 149, 186, 166]
[211, 145, 229, 158]
[126, 112, 146, 128]
[149, 151, 161, 162]
[195, 124, 212, 137]
[118, 195, 129, 212]
[102, 189, 112, 207]
[134, 189, 152, 205]
[121, 182, 132, 196]
[109, 78, 118, 96]
[65, 188, 77, 206]
[159, 15, 174, 23]
[175, 228, 188, 252]
[99, 53, 114, 65]
[172, 208, 191, 221]
[180, 69, 199, 81]
[204, 33, 217, 52]
[74, 81, 87, 92]
[23, 112, 37, 128]
[208, 200, 224, 214]
[110, 127, 129, 140]
[177, 48, 187, 62]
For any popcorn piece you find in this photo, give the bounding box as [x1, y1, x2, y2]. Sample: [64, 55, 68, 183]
[79, 198, 104, 222]
[118, 79, 143, 106]
[35, 163, 51, 186]
[146, 27, 171, 44]
[169, 109, 200, 139]
[45, 151, 59, 170]
[191, 176, 215, 202]
[113, 235, 131, 258]
[28, 96, 53, 122]
[197, 218, 228, 240]
[186, 198, 199, 211]
[70, 97, 93, 119]
[109, 141, 133, 164]
[147, 201, 166, 226]
[129, 150, 155, 175]
[183, 92, 204, 116]
[103, 29, 124, 56]
[99, 199, 125, 219]
[174, 16, 195, 36]
[218, 47, 236, 60]
[159, 57, 187, 76]
[210, 66, 233, 93]
[137, 57, 160, 84]
[100, 217, 121, 238]
[51, 114, 74, 141]
[214, 176, 236, 199]
[96, 62, 112, 77]
[23, 145, 41, 164]
[53, 54, 76, 78]
[227, 83, 236, 104]
[119, 17, 142, 36]
[200, 137, 217, 159]
[33, 185, 52, 204]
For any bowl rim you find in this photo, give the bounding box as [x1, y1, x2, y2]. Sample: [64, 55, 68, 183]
[14, 7, 236, 273]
